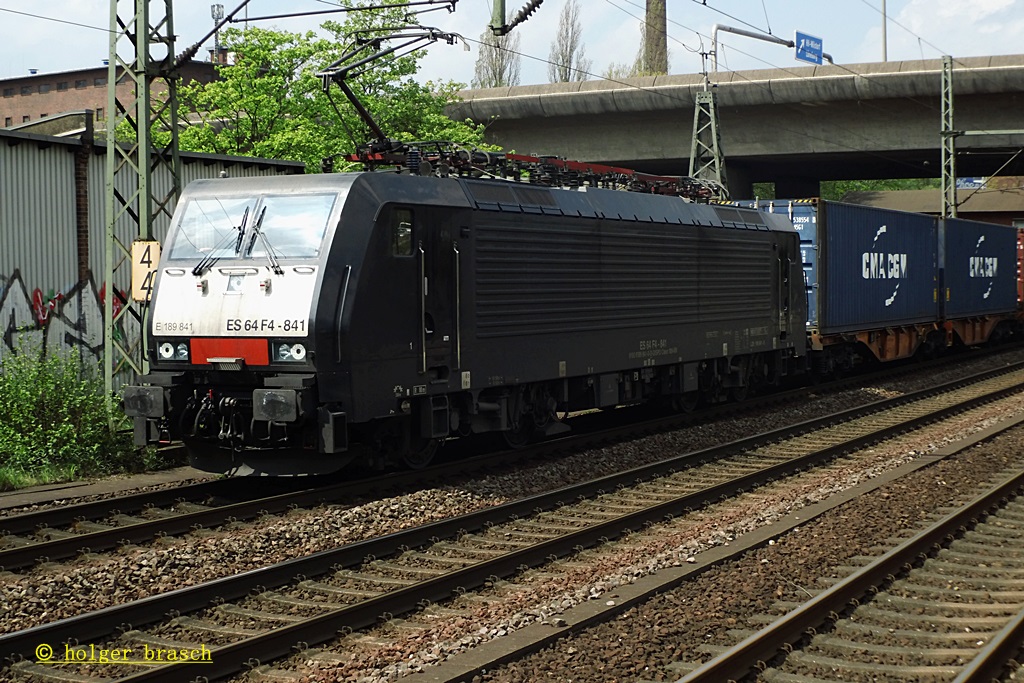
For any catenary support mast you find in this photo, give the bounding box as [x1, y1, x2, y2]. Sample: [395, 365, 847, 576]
[689, 68, 728, 199]
[940, 55, 1024, 217]
[940, 55, 957, 217]
[104, 0, 182, 408]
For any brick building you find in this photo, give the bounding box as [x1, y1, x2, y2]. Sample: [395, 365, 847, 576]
[0, 62, 218, 129]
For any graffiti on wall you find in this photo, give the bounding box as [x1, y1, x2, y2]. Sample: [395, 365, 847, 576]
[0, 270, 133, 369]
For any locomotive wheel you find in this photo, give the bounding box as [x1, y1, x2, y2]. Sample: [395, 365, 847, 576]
[402, 438, 440, 470]
[672, 393, 699, 413]
[503, 417, 533, 449]
[729, 384, 749, 402]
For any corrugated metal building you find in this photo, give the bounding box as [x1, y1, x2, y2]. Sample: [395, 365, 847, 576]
[0, 127, 303, 290]
[0, 125, 303, 361]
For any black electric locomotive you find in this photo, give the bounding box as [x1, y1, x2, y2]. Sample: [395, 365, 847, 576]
[123, 172, 807, 475]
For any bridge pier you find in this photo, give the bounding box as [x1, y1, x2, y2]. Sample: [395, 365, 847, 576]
[774, 176, 820, 200]
[725, 165, 753, 201]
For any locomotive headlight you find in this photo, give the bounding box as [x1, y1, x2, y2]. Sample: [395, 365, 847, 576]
[273, 341, 307, 362]
[156, 340, 190, 362]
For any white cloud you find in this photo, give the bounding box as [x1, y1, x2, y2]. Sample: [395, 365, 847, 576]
[885, 0, 1024, 60]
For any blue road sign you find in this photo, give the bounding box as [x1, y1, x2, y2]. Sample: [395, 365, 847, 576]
[795, 31, 823, 65]
[956, 177, 986, 189]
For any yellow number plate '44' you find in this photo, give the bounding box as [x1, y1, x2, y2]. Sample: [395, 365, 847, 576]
[131, 240, 161, 302]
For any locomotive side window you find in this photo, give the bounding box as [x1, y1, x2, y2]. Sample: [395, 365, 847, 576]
[391, 208, 414, 257]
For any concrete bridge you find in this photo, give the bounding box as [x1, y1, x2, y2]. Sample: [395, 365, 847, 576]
[449, 55, 1024, 198]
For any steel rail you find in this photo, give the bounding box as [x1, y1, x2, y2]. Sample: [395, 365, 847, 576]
[678, 468, 1024, 683]
[0, 482, 338, 571]
[0, 443, 547, 571]
[113, 367, 1024, 683]
[3, 363, 1022, 681]
[0, 368, 817, 551]
[2, 345, 1011, 544]
[0, 478, 239, 537]
[950, 605, 1024, 683]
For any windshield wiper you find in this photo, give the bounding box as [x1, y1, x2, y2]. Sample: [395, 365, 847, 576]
[192, 206, 250, 277]
[233, 205, 250, 254]
[245, 206, 284, 275]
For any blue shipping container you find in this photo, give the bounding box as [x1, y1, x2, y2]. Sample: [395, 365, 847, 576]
[738, 200, 939, 334]
[941, 218, 1018, 318]
[819, 202, 939, 333]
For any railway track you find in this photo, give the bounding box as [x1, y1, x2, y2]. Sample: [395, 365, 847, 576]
[2, 347, 1017, 574]
[3, 362, 1023, 682]
[678, 465, 1024, 683]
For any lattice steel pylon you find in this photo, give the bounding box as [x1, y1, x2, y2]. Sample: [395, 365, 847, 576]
[940, 55, 957, 218]
[689, 89, 729, 199]
[104, 0, 182, 409]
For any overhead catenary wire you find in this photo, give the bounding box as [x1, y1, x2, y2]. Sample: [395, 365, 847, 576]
[666, 0, 940, 114]
[687, 0, 767, 36]
[591, 0, 1016, 183]
[5, 1, 1014, 184]
[0, 6, 112, 33]
[642, 0, 1024, 181]
[856, 0, 1019, 95]
[688, 0, 1017, 139]
[603, 0, 702, 55]
[956, 148, 1024, 210]
[462, 30, 935, 180]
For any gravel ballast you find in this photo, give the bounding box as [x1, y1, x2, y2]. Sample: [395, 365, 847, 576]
[236, 395, 1024, 681]
[1, 351, 1023, 676]
[475, 421, 1024, 683]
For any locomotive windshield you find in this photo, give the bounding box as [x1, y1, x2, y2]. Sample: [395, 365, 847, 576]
[168, 192, 337, 261]
[168, 196, 255, 261]
[248, 193, 336, 259]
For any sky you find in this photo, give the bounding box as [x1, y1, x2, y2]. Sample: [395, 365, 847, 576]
[0, 0, 1023, 86]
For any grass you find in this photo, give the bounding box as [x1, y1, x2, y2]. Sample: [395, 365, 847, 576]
[0, 346, 180, 491]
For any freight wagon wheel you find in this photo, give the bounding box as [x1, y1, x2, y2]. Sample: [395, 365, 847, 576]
[402, 438, 440, 470]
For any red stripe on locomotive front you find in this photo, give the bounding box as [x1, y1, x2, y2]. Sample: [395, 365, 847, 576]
[190, 338, 269, 365]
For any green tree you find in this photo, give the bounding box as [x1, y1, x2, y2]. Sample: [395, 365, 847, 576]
[176, 12, 487, 172]
[819, 178, 940, 201]
[472, 20, 522, 88]
[548, 0, 591, 83]
[600, 12, 670, 81]
[640, 0, 667, 75]
[750, 178, 942, 201]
